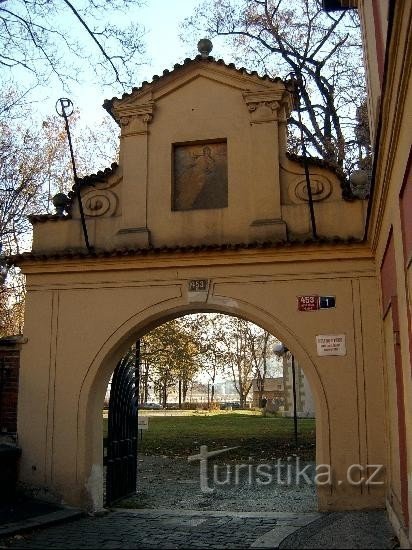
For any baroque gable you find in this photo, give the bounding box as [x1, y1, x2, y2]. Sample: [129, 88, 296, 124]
[28, 53, 365, 255]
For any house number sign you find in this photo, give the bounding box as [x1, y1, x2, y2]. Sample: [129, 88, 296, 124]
[188, 279, 208, 292]
[297, 295, 336, 311]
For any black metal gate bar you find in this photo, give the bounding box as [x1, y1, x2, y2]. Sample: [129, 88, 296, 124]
[106, 343, 139, 506]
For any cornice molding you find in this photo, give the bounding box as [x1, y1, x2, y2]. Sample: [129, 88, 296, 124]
[114, 101, 155, 136]
[368, 4, 412, 252]
[243, 89, 293, 123]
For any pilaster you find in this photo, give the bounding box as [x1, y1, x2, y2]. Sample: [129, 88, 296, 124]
[243, 89, 292, 241]
[116, 100, 155, 248]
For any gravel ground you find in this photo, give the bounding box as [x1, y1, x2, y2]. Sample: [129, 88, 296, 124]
[118, 454, 318, 512]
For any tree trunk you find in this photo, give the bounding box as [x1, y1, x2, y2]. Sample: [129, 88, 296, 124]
[239, 392, 246, 408]
[162, 382, 167, 408]
[143, 360, 150, 403]
[256, 372, 264, 407]
[182, 379, 188, 403]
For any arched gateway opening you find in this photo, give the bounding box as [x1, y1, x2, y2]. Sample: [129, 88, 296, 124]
[79, 300, 328, 512]
[101, 311, 320, 511]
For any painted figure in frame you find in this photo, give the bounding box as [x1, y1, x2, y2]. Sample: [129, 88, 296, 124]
[173, 141, 228, 211]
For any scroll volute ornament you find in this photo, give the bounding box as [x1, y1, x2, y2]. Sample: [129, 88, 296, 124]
[82, 189, 118, 217]
[289, 176, 332, 204]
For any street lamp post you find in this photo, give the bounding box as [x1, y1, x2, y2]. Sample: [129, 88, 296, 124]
[274, 343, 298, 446]
[290, 353, 298, 447]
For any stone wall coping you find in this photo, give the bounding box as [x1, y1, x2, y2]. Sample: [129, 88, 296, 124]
[0, 336, 28, 347]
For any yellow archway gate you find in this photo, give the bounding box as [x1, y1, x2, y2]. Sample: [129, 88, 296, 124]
[17, 244, 385, 512]
[14, 52, 386, 512]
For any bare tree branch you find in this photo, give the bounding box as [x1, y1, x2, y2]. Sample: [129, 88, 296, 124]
[0, 0, 146, 110]
[62, 0, 121, 84]
[182, 0, 368, 173]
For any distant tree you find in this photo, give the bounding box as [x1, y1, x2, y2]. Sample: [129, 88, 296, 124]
[174, 317, 202, 406]
[140, 318, 201, 408]
[139, 351, 151, 405]
[0, 87, 118, 335]
[0, 268, 24, 337]
[217, 316, 255, 408]
[195, 313, 229, 404]
[183, 0, 368, 174]
[136, 314, 284, 410]
[246, 326, 280, 407]
[1, 91, 118, 254]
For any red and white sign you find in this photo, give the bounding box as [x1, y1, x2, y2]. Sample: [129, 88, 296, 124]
[298, 295, 336, 311]
[297, 295, 319, 311]
[316, 334, 346, 356]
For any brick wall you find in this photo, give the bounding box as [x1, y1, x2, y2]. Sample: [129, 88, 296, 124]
[0, 336, 25, 437]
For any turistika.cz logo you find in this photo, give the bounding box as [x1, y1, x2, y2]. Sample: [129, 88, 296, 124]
[188, 445, 384, 494]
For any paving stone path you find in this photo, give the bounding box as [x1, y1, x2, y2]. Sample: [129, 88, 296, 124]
[0, 510, 319, 549]
[1, 509, 395, 549]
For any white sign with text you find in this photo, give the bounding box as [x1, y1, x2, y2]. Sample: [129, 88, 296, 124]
[316, 334, 346, 356]
[138, 416, 149, 430]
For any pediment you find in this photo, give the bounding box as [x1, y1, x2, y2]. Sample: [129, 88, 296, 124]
[104, 56, 294, 125]
[26, 53, 364, 257]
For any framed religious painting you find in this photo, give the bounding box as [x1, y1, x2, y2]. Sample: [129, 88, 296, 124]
[172, 140, 228, 211]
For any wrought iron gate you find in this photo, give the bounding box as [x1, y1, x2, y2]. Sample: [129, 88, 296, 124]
[105, 342, 139, 506]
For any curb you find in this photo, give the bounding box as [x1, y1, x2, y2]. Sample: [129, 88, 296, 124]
[250, 513, 322, 548]
[0, 507, 83, 538]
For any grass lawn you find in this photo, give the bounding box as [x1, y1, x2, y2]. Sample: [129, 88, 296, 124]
[103, 412, 316, 461]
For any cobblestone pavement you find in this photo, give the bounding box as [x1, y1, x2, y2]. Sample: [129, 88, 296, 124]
[0, 509, 395, 549]
[279, 510, 396, 549]
[132, 455, 318, 512]
[0, 510, 318, 549]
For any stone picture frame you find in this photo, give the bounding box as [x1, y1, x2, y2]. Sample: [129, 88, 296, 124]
[172, 140, 228, 211]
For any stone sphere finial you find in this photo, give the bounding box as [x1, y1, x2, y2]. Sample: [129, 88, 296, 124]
[349, 169, 371, 199]
[52, 192, 69, 216]
[197, 38, 213, 58]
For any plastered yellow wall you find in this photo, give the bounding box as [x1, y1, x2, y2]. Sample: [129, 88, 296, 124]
[18, 246, 386, 511]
